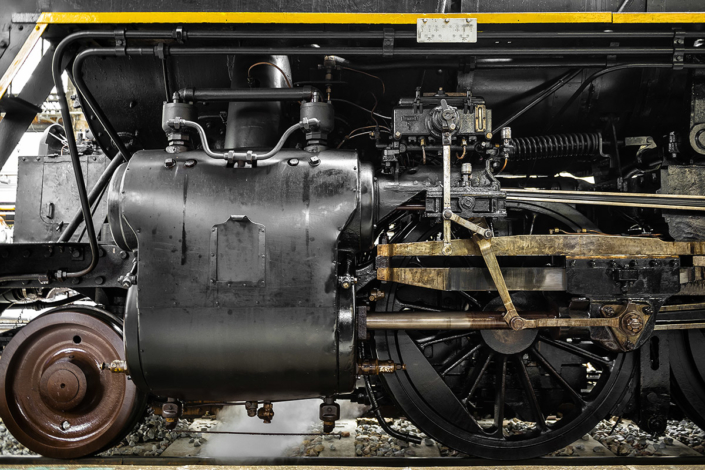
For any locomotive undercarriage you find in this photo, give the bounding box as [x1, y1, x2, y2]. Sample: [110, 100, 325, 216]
[1, 9, 705, 459]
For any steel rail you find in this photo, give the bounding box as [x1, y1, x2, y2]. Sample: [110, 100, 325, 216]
[0, 455, 704, 466]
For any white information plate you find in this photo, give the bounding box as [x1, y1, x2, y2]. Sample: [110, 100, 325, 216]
[417, 18, 477, 43]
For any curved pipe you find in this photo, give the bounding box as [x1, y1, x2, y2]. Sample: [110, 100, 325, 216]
[169, 118, 318, 162]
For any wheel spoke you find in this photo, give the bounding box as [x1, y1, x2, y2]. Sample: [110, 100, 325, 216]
[493, 356, 508, 438]
[530, 346, 586, 409]
[512, 356, 548, 431]
[463, 351, 494, 402]
[418, 331, 476, 348]
[455, 291, 482, 308]
[440, 343, 482, 377]
[538, 335, 612, 367]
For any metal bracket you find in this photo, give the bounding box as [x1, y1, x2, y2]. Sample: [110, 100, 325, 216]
[383, 28, 395, 58]
[175, 26, 185, 43]
[114, 29, 127, 56]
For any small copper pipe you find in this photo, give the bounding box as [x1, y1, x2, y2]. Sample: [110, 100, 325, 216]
[366, 311, 552, 330]
[396, 204, 426, 211]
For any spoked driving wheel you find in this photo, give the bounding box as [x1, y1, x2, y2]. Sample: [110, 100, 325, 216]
[374, 220, 636, 459]
[671, 328, 705, 431]
[0, 307, 146, 458]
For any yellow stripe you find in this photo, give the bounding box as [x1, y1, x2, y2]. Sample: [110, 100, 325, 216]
[0, 23, 46, 100]
[37, 11, 613, 25]
[614, 12, 705, 23]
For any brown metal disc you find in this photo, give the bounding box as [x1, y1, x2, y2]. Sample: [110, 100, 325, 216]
[0, 309, 145, 458]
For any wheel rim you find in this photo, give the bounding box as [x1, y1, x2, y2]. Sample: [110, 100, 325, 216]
[374, 219, 636, 459]
[671, 329, 705, 430]
[0, 309, 145, 458]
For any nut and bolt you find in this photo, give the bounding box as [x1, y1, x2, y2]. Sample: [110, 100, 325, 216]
[394, 131, 402, 139]
[288, 158, 299, 166]
[369, 288, 386, 302]
[510, 317, 525, 331]
[184, 159, 197, 168]
[164, 158, 176, 168]
[622, 313, 645, 335]
[309, 156, 321, 167]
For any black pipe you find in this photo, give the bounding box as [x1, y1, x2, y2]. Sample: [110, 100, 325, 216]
[47, 44, 97, 280]
[175, 86, 319, 102]
[72, 49, 134, 162]
[58, 152, 126, 242]
[363, 375, 422, 444]
[166, 46, 698, 57]
[57, 48, 136, 243]
[494, 68, 583, 132]
[184, 29, 687, 40]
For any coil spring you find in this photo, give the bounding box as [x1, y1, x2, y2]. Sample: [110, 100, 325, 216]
[513, 133, 603, 161]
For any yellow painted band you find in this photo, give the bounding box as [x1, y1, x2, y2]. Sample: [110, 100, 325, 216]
[614, 12, 705, 23]
[0, 23, 46, 100]
[37, 11, 613, 25]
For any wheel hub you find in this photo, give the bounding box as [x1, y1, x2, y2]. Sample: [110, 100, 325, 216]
[39, 361, 87, 411]
[0, 308, 146, 459]
[480, 328, 538, 355]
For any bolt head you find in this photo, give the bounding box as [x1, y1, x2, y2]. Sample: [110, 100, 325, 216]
[394, 131, 402, 139]
[288, 158, 299, 166]
[309, 156, 321, 167]
[510, 317, 525, 331]
[621, 312, 644, 335]
[164, 158, 176, 168]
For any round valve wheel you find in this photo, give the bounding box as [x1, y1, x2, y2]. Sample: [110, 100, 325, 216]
[0, 308, 146, 458]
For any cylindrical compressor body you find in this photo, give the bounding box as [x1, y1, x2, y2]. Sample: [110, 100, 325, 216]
[108, 149, 373, 401]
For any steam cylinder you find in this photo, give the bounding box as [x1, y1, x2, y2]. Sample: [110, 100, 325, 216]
[108, 148, 372, 401]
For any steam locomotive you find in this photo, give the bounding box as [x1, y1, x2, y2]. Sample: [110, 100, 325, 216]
[1, 0, 705, 460]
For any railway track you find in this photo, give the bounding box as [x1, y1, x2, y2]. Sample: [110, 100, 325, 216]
[0, 455, 703, 467]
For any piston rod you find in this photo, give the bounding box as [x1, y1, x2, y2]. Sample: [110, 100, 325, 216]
[366, 312, 554, 330]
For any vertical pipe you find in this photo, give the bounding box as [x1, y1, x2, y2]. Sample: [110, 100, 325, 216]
[224, 55, 291, 149]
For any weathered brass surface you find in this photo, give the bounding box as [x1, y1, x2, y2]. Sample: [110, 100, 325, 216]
[474, 235, 520, 327]
[655, 322, 705, 330]
[660, 302, 705, 312]
[377, 234, 705, 258]
[447, 212, 493, 239]
[376, 267, 566, 291]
